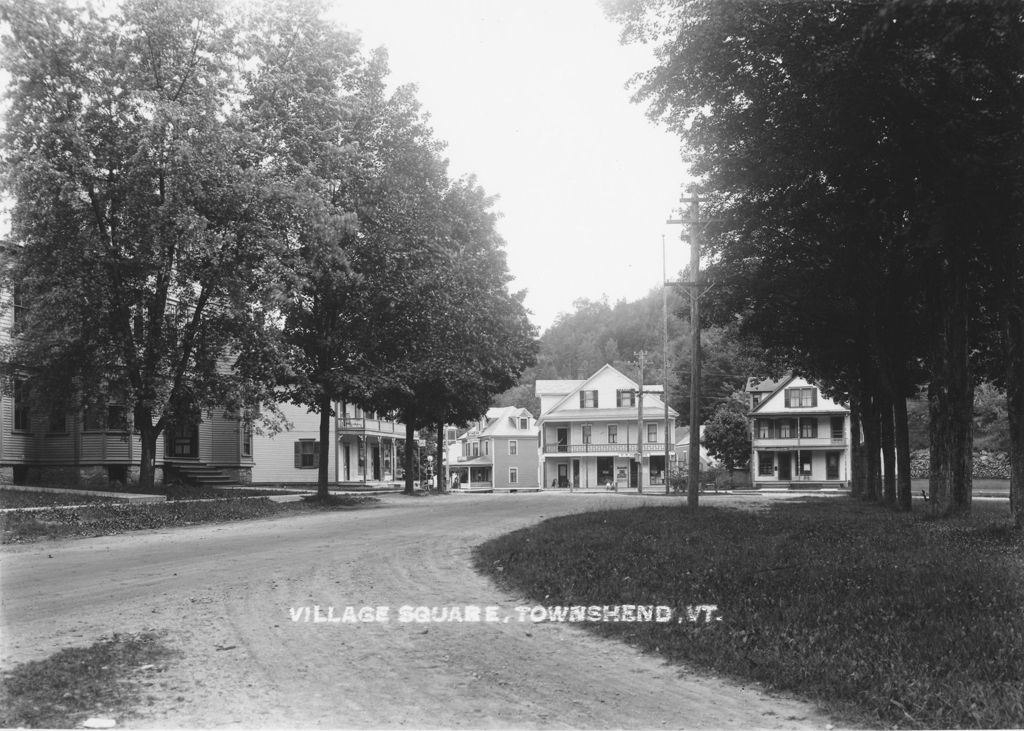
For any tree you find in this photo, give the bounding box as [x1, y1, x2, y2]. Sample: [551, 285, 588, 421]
[2, 0, 284, 491]
[370, 177, 537, 494]
[702, 398, 750, 480]
[607, 0, 1024, 519]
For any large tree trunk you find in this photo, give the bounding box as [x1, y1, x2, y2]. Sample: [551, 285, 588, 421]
[927, 260, 973, 516]
[404, 420, 416, 495]
[861, 393, 882, 501]
[317, 393, 332, 501]
[1006, 307, 1024, 529]
[850, 399, 864, 498]
[894, 392, 912, 511]
[879, 392, 897, 506]
[137, 420, 159, 493]
[436, 419, 446, 493]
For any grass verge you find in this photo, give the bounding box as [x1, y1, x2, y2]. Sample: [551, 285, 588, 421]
[0, 632, 175, 729]
[0, 488, 126, 509]
[474, 498, 1024, 729]
[1, 494, 377, 544]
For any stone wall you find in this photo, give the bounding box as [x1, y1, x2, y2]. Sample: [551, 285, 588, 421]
[909, 449, 1010, 479]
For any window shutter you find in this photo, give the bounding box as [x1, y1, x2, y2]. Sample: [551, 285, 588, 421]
[579, 392, 585, 408]
[812, 390, 818, 407]
[784, 390, 792, 407]
[314, 442, 320, 463]
[294, 442, 301, 468]
[594, 391, 599, 408]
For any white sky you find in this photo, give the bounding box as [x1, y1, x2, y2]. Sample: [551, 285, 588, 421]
[329, 0, 692, 332]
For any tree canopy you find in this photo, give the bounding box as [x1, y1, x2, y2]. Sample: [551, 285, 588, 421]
[1, 0, 537, 495]
[606, 0, 1024, 522]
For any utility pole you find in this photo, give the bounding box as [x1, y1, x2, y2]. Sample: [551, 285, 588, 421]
[636, 350, 645, 494]
[662, 235, 671, 496]
[667, 190, 707, 510]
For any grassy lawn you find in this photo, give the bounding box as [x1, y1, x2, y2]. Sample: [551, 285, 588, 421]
[0, 632, 175, 729]
[474, 498, 1024, 729]
[1, 494, 377, 544]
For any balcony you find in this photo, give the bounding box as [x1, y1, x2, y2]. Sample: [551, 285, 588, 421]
[338, 416, 406, 435]
[752, 437, 847, 449]
[542, 443, 666, 455]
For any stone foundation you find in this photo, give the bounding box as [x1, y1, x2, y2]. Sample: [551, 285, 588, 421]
[219, 466, 253, 485]
[0, 463, 164, 490]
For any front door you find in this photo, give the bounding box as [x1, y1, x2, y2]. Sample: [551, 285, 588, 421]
[826, 452, 841, 480]
[778, 450, 794, 479]
[629, 460, 639, 488]
[557, 463, 568, 487]
[556, 428, 568, 453]
[572, 459, 580, 488]
[777, 452, 792, 480]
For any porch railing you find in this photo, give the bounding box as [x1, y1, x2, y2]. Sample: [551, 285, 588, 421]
[542, 443, 665, 454]
[338, 416, 405, 434]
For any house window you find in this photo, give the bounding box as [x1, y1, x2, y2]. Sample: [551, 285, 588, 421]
[483, 439, 489, 456]
[785, 387, 817, 408]
[757, 419, 771, 439]
[800, 418, 818, 438]
[472, 442, 479, 457]
[107, 402, 128, 432]
[49, 407, 67, 434]
[13, 379, 30, 432]
[84, 403, 105, 431]
[509, 467, 518, 484]
[799, 452, 813, 476]
[580, 390, 598, 408]
[447, 428, 457, 442]
[607, 424, 618, 444]
[616, 389, 635, 407]
[294, 440, 319, 468]
[582, 425, 592, 444]
[242, 422, 253, 457]
[12, 284, 27, 332]
[758, 451, 774, 476]
[751, 394, 761, 408]
[647, 423, 658, 443]
[508, 439, 518, 455]
[519, 417, 528, 430]
[778, 420, 793, 439]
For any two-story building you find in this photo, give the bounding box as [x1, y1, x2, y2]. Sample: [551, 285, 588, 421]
[249, 401, 406, 488]
[747, 375, 851, 488]
[1, 284, 254, 488]
[536, 364, 677, 490]
[447, 406, 539, 491]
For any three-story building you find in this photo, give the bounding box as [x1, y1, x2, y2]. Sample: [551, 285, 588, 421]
[536, 364, 677, 490]
[747, 375, 851, 488]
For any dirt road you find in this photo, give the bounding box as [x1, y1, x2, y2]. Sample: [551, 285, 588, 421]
[1, 492, 837, 728]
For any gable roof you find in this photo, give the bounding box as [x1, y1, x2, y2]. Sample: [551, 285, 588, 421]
[535, 380, 584, 397]
[540, 363, 678, 419]
[749, 375, 798, 414]
[543, 364, 627, 415]
[459, 406, 536, 439]
[746, 376, 789, 393]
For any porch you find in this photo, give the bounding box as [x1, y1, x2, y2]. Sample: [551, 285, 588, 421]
[541, 453, 669, 490]
[753, 447, 848, 486]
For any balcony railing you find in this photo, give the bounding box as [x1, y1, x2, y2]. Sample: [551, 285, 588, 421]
[542, 443, 666, 455]
[338, 416, 405, 434]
